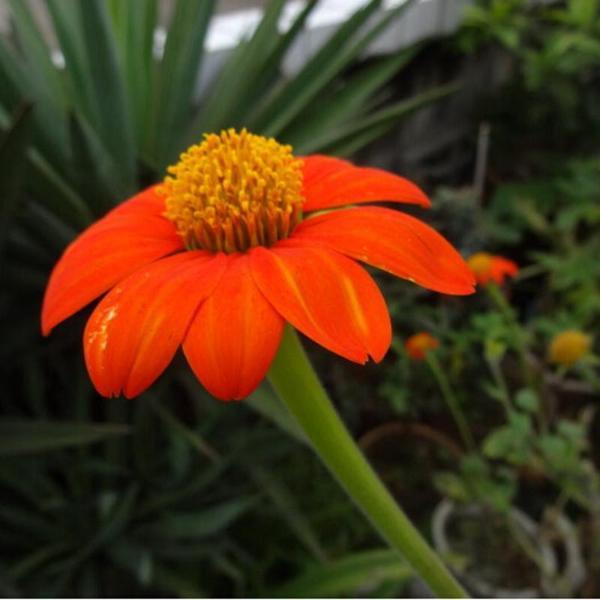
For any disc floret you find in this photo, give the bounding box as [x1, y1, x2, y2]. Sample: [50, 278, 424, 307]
[160, 129, 303, 253]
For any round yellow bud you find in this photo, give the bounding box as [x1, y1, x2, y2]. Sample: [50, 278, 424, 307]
[548, 330, 591, 367]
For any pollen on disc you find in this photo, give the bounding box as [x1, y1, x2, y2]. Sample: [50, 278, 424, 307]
[160, 129, 304, 253]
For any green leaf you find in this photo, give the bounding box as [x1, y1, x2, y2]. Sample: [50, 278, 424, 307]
[0, 95, 89, 229]
[7, 0, 65, 108]
[148, 498, 255, 540]
[78, 485, 139, 560]
[272, 549, 412, 598]
[303, 82, 459, 156]
[108, 0, 157, 150]
[45, 0, 96, 122]
[251, 0, 418, 138]
[0, 36, 67, 167]
[0, 420, 130, 456]
[482, 412, 532, 464]
[250, 465, 327, 561]
[68, 113, 124, 211]
[27, 147, 92, 227]
[514, 388, 539, 413]
[76, 0, 136, 192]
[152, 0, 215, 165]
[249, 0, 318, 97]
[283, 46, 419, 149]
[0, 104, 34, 255]
[8, 542, 72, 581]
[190, 0, 287, 137]
[433, 471, 471, 503]
[246, 384, 307, 443]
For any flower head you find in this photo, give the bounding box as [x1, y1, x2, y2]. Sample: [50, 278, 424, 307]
[42, 129, 475, 401]
[548, 330, 591, 367]
[467, 252, 518, 285]
[161, 130, 303, 252]
[405, 332, 440, 360]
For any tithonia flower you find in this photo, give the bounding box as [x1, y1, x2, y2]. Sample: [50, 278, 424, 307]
[405, 332, 440, 360]
[548, 330, 591, 367]
[467, 252, 518, 285]
[42, 129, 475, 401]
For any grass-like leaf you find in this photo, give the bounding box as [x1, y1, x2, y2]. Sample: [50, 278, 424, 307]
[272, 549, 413, 597]
[0, 104, 33, 257]
[151, 0, 215, 166]
[76, 0, 136, 192]
[189, 0, 288, 138]
[0, 420, 130, 456]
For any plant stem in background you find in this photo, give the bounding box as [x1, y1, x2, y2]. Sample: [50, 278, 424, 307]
[485, 282, 533, 387]
[425, 353, 476, 452]
[486, 355, 513, 416]
[486, 282, 549, 433]
[268, 326, 469, 599]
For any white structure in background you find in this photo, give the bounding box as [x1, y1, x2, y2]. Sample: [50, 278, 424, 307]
[154, 0, 470, 96]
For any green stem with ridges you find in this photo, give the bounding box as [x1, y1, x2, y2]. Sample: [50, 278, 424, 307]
[267, 326, 468, 598]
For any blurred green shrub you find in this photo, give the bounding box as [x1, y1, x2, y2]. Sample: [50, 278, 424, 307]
[459, 0, 600, 164]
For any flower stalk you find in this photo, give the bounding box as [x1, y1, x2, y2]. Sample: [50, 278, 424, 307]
[268, 326, 468, 599]
[425, 352, 476, 452]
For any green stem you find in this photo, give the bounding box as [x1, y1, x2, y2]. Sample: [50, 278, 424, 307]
[485, 282, 533, 388]
[486, 356, 513, 416]
[485, 283, 548, 432]
[267, 327, 468, 599]
[425, 353, 476, 452]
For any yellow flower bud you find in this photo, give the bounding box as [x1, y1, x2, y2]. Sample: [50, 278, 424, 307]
[548, 330, 591, 367]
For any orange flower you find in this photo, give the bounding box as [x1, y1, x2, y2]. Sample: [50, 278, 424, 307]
[42, 130, 475, 401]
[467, 252, 518, 285]
[404, 332, 440, 360]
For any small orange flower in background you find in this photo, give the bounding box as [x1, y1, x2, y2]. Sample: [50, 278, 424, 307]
[548, 330, 592, 367]
[42, 129, 475, 401]
[467, 252, 518, 285]
[405, 332, 440, 360]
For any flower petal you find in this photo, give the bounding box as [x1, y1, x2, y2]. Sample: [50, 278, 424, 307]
[84, 252, 226, 398]
[490, 256, 519, 285]
[42, 186, 182, 335]
[301, 155, 430, 212]
[250, 244, 391, 363]
[291, 206, 475, 295]
[183, 254, 284, 401]
[108, 184, 167, 217]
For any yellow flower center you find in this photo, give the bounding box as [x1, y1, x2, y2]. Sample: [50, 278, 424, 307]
[160, 129, 304, 253]
[548, 330, 591, 367]
[467, 252, 493, 276]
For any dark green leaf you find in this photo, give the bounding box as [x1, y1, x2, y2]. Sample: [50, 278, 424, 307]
[68, 113, 124, 211]
[0, 420, 130, 456]
[305, 82, 459, 156]
[108, 0, 157, 149]
[76, 0, 136, 193]
[0, 104, 33, 254]
[152, 0, 215, 165]
[251, 0, 418, 138]
[283, 46, 419, 149]
[45, 0, 96, 121]
[190, 0, 287, 137]
[148, 498, 255, 540]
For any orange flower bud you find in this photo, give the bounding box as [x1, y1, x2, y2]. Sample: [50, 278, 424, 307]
[405, 332, 439, 361]
[467, 252, 518, 285]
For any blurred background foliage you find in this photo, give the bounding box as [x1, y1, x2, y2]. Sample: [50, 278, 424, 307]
[0, 0, 599, 597]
